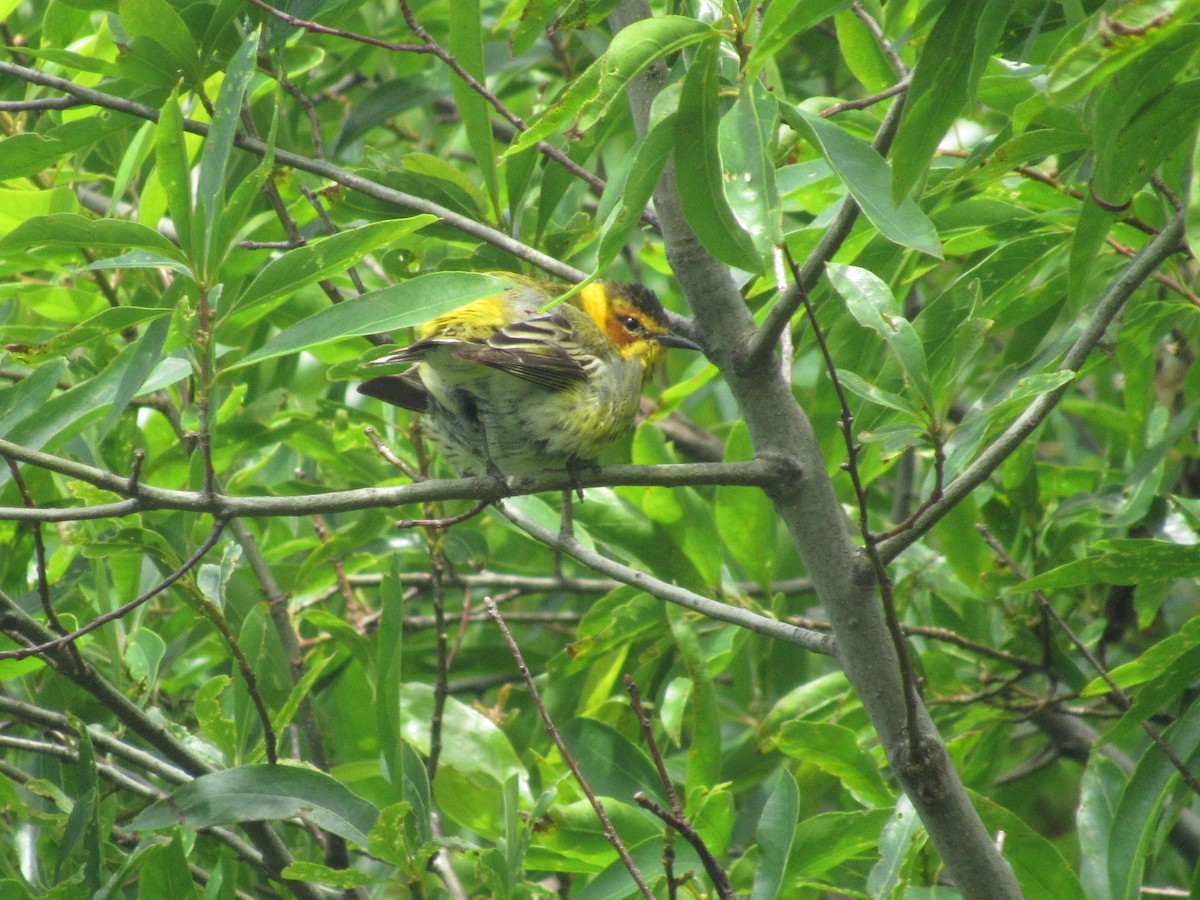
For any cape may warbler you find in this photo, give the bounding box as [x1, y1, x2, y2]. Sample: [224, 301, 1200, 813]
[358, 279, 700, 475]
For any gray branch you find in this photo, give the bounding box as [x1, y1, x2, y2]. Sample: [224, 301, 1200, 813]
[610, 1, 1024, 895]
[496, 501, 836, 656]
[0, 439, 775, 521]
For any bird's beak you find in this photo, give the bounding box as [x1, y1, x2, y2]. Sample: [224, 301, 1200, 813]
[655, 332, 703, 352]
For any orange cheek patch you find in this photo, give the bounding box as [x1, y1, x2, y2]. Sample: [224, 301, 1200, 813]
[603, 315, 640, 349]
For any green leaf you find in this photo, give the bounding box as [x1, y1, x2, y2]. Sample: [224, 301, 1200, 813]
[132, 764, 380, 847]
[750, 769, 799, 900]
[280, 861, 375, 889]
[785, 809, 894, 881]
[118, 0, 199, 80]
[0, 358, 67, 439]
[506, 0, 561, 56]
[666, 606, 721, 794]
[1068, 197, 1116, 306]
[508, 16, 715, 154]
[1094, 619, 1200, 745]
[0, 116, 131, 180]
[972, 793, 1087, 900]
[45, 307, 171, 357]
[57, 725, 101, 891]
[773, 721, 893, 808]
[719, 80, 783, 254]
[448, 0, 499, 217]
[891, 0, 1012, 201]
[126, 628, 167, 691]
[836, 368, 923, 417]
[0, 186, 79, 235]
[0, 340, 167, 484]
[154, 89, 193, 260]
[557, 718, 670, 808]
[834, 9, 895, 92]
[595, 114, 674, 273]
[227, 215, 438, 319]
[195, 27, 261, 279]
[828, 263, 933, 410]
[1046, 0, 1200, 107]
[1083, 617, 1200, 697]
[716, 422, 776, 589]
[195, 675, 237, 762]
[780, 104, 942, 259]
[78, 250, 194, 274]
[397, 683, 525, 786]
[747, 0, 851, 75]
[139, 833, 199, 900]
[211, 139, 275, 279]
[675, 39, 764, 273]
[0, 213, 185, 262]
[230, 270, 514, 369]
[1108, 698, 1200, 900]
[1093, 79, 1200, 207]
[1077, 756, 1124, 900]
[268, 653, 333, 740]
[1010, 540, 1200, 592]
[867, 795, 923, 895]
[100, 313, 169, 435]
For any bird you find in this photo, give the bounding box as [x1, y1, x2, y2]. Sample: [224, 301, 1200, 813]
[357, 278, 701, 477]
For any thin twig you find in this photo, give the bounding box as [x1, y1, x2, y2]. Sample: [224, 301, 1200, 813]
[3, 457, 68, 638]
[425, 551, 450, 782]
[820, 80, 909, 117]
[246, 0, 657, 226]
[397, 498, 491, 529]
[877, 208, 1189, 562]
[780, 246, 922, 749]
[632, 793, 735, 900]
[0, 439, 775, 520]
[851, 3, 908, 77]
[364, 425, 423, 481]
[0, 59, 590, 283]
[747, 89, 908, 366]
[485, 599, 654, 900]
[625, 674, 683, 895]
[624, 676, 683, 815]
[494, 500, 836, 654]
[0, 519, 228, 661]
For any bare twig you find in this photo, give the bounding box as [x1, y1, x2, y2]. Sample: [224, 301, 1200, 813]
[2, 457, 68, 638]
[625, 675, 682, 896]
[877, 209, 1188, 562]
[633, 792, 735, 900]
[485, 599, 654, 900]
[0, 60, 589, 282]
[780, 246, 921, 748]
[747, 89, 908, 367]
[0, 440, 776, 521]
[397, 498, 491, 529]
[494, 499, 836, 654]
[0, 519, 228, 661]
[851, 2, 908, 77]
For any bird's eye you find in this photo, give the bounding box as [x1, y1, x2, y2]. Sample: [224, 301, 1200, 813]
[621, 315, 643, 332]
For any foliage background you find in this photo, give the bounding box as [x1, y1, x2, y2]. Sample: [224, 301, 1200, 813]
[1, 0, 1200, 897]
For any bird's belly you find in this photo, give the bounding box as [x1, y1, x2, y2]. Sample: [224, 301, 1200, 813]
[421, 366, 642, 475]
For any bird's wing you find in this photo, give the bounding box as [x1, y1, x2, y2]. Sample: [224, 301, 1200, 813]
[356, 370, 429, 412]
[460, 313, 589, 391]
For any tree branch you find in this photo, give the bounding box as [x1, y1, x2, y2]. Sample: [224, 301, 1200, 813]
[877, 207, 1188, 562]
[494, 499, 835, 655]
[0, 440, 776, 520]
[610, 2, 1022, 895]
[0, 60, 586, 283]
